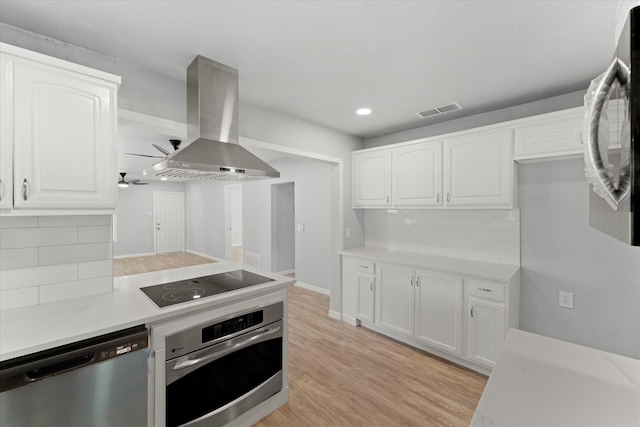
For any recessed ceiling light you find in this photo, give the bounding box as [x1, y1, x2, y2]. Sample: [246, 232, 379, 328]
[160, 177, 168, 181]
[356, 108, 372, 116]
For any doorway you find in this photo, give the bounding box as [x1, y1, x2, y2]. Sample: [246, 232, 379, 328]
[224, 184, 243, 262]
[154, 191, 185, 254]
[272, 182, 295, 275]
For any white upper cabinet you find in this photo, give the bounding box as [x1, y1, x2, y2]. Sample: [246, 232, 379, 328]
[353, 150, 391, 207]
[514, 108, 584, 160]
[443, 130, 514, 208]
[0, 43, 120, 212]
[392, 141, 443, 207]
[0, 54, 12, 210]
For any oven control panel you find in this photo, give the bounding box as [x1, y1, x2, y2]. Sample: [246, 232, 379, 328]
[202, 310, 264, 342]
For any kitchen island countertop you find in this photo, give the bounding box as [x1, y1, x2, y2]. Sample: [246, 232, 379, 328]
[471, 329, 640, 427]
[0, 261, 293, 362]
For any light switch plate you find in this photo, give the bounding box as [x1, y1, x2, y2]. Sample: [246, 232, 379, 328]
[559, 291, 574, 309]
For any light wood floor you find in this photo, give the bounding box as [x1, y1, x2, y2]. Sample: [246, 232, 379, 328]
[112, 252, 216, 277]
[255, 286, 487, 427]
[113, 253, 487, 425]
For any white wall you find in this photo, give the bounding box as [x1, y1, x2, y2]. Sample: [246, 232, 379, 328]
[243, 157, 332, 291]
[184, 180, 227, 259]
[229, 184, 243, 246]
[272, 182, 295, 273]
[114, 182, 186, 257]
[519, 159, 640, 359]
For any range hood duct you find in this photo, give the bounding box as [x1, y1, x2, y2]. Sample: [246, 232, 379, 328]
[144, 56, 279, 181]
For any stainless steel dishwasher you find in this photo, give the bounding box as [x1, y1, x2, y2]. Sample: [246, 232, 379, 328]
[0, 325, 148, 427]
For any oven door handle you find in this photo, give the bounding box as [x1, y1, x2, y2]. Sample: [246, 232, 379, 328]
[171, 325, 281, 372]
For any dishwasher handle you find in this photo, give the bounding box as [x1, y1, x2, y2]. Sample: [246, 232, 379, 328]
[26, 353, 95, 381]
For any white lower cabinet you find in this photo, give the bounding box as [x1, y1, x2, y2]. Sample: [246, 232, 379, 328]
[467, 297, 505, 367]
[376, 264, 464, 356]
[414, 271, 463, 356]
[342, 256, 519, 373]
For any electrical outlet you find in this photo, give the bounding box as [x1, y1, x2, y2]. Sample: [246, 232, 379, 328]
[559, 291, 574, 309]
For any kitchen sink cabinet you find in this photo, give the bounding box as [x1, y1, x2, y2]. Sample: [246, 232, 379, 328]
[443, 130, 514, 208]
[0, 43, 120, 213]
[352, 150, 391, 207]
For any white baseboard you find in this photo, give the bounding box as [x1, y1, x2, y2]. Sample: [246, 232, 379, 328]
[186, 249, 225, 262]
[113, 252, 155, 259]
[294, 281, 330, 296]
[328, 310, 343, 321]
[276, 269, 295, 276]
[340, 313, 359, 326]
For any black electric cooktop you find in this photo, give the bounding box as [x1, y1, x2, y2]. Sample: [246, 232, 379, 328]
[140, 270, 274, 308]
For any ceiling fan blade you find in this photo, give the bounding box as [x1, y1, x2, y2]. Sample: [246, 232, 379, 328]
[126, 152, 164, 159]
[152, 144, 171, 156]
[130, 180, 149, 185]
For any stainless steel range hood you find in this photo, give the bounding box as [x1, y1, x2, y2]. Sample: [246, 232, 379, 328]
[144, 56, 279, 181]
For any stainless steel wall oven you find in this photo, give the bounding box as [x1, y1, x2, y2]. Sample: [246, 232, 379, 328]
[162, 301, 284, 427]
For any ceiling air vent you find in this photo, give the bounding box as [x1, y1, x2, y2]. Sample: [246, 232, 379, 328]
[416, 102, 463, 119]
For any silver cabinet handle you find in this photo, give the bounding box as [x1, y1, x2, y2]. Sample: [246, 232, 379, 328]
[22, 179, 28, 201]
[410, 276, 414, 287]
[0, 178, 2, 201]
[446, 192, 450, 203]
[471, 306, 474, 318]
[369, 281, 373, 291]
[416, 276, 420, 287]
[360, 265, 369, 269]
[436, 192, 440, 203]
[478, 287, 493, 292]
[386, 195, 390, 204]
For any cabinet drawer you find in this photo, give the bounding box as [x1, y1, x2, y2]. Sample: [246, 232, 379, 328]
[468, 279, 505, 302]
[356, 260, 375, 274]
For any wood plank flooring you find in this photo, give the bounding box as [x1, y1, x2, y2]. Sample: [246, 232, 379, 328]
[112, 252, 216, 277]
[255, 285, 487, 427]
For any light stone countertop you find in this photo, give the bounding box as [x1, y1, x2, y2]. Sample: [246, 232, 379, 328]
[471, 329, 640, 427]
[0, 261, 293, 362]
[340, 247, 519, 283]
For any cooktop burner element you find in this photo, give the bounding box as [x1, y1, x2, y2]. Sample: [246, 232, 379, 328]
[140, 270, 274, 308]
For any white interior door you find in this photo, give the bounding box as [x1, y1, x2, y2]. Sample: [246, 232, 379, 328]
[155, 191, 185, 254]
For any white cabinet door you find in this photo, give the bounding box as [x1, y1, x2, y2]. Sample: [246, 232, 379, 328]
[353, 150, 391, 207]
[392, 141, 443, 207]
[341, 257, 360, 322]
[467, 297, 505, 367]
[514, 108, 584, 160]
[8, 51, 117, 209]
[356, 273, 375, 323]
[414, 271, 463, 356]
[377, 263, 414, 336]
[0, 54, 12, 210]
[444, 130, 513, 208]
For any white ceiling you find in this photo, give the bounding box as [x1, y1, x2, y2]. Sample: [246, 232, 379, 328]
[0, 1, 620, 179]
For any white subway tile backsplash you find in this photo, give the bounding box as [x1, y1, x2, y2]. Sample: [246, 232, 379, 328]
[0, 216, 38, 229]
[0, 248, 38, 270]
[39, 243, 112, 266]
[0, 287, 39, 310]
[365, 209, 520, 266]
[78, 260, 113, 279]
[0, 227, 77, 249]
[38, 215, 111, 227]
[0, 263, 77, 290]
[0, 216, 113, 310]
[78, 226, 112, 244]
[39, 276, 113, 304]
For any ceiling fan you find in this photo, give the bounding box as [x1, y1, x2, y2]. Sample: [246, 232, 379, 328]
[118, 172, 148, 187]
[126, 139, 182, 159]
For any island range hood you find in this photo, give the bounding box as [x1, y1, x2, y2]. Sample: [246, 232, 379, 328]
[144, 56, 279, 181]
